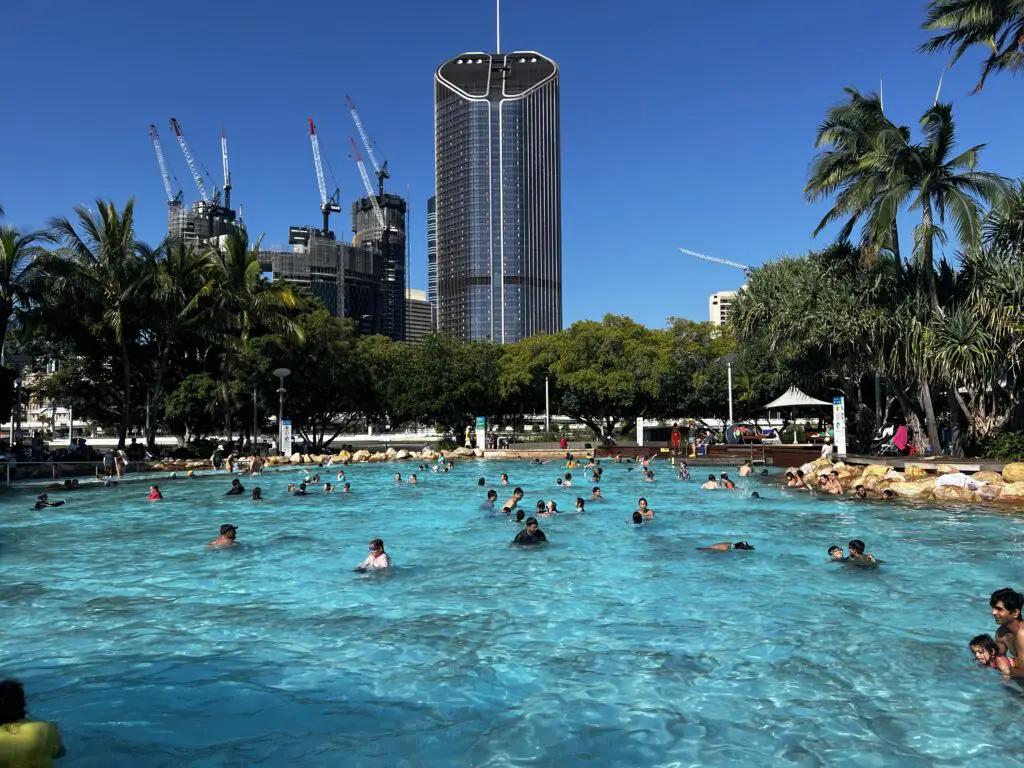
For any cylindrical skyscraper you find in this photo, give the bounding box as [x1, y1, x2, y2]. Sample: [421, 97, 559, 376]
[434, 51, 562, 343]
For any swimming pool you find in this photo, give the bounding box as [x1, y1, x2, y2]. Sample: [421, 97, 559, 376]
[3, 460, 1023, 766]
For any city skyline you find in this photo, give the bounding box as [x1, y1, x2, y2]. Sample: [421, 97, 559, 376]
[3, 1, 1022, 328]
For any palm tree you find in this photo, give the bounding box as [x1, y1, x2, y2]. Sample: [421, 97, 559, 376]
[0, 225, 46, 360]
[984, 178, 1024, 256]
[921, 0, 1024, 92]
[45, 200, 149, 449]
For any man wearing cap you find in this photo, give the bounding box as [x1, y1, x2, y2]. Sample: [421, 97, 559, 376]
[211, 444, 226, 471]
[821, 436, 833, 459]
[209, 524, 238, 548]
[512, 517, 548, 545]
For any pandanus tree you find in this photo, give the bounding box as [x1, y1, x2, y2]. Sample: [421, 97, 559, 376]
[921, 0, 1024, 91]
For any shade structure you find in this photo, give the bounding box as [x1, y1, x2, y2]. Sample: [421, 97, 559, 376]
[762, 386, 832, 410]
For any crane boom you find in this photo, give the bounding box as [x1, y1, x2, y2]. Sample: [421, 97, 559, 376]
[677, 247, 751, 273]
[170, 117, 210, 203]
[346, 95, 389, 197]
[350, 137, 386, 232]
[149, 125, 180, 205]
[221, 127, 232, 210]
[308, 118, 328, 206]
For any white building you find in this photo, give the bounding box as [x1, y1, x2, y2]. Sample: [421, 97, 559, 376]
[709, 291, 738, 326]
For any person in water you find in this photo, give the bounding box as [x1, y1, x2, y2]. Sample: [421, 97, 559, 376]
[409, 474, 418, 485]
[847, 539, 878, 564]
[882, 488, 895, 499]
[33, 494, 64, 510]
[719, 472, 735, 490]
[226, 478, 245, 496]
[631, 511, 645, 525]
[738, 460, 753, 477]
[500, 473, 509, 486]
[483, 490, 499, 511]
[209, 524, 238, 548]
[0, 679, 65, 766]
[394, 473, 402, 483]
[678, 462, 690, 481]
[852, 485, 869, 499]
[535, 500, 546, 516]
[342, 482, 351, 493]
[563, 472, 572, 487]
[504, 487, 524, 511]
[828, 545, 845, 560]
[991, 588, 1024, 676]
[323, 482, 333, 493]
[637, 497, 653, 519]
[699, 541, 755, 552]
[591, 487, 603, 501]
[514, 509, 525, 523]
[147, 485, 163, 500]
[293, 482, 308, 497]
[701, 474, 719, 490]
[336, 470, 346, 481]
[575, 497, 585, 513]
[542, 500, 559, 516]
[355, 538, 392, 571]
[750, 491, 760, 499]
[969, 633, 1012, 678]
[512, 517, 548, 545]
[251, 487, 263, 500]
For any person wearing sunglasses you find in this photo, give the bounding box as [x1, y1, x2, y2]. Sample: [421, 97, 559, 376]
[355, 539, 392, 572]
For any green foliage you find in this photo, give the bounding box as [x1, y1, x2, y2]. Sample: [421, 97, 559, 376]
[977, 429, 1024, 461]
[921, 0, 1024, 92]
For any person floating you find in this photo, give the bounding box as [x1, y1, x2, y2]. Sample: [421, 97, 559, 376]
[147, 485, 163, 500]
[0, 679, 65, 766]
[226, 478, 245, 496]
[32, 494, 64, 510]
[631, 511, 645, 525]
[512, 517, 548, 545]
[969, 633, 1011, 678]
[209, 524, 238, 548]
[355, 538, 392, 571]
[341, 482, 351, 493]
[699, 541, 755, 552]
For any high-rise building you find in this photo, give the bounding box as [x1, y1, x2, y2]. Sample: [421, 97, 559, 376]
[709, 291, 738, 326]
[434, 51, 562, 343]
[168, 200, 244, 249]
[426, 195, 437, 324]
[353, 194, 407, 341]
[405, 288, 433, 344]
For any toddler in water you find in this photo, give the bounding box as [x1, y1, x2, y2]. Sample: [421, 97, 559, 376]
[970, 634, 1012, 678]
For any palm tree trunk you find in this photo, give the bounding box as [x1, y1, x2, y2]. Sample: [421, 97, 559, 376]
[148, 343, 172, 450]
[947, 389, 963, 457]
[118, 338, 132, 450]
[921, 203, 941, 314]
[919, 379, 942, 455]
[890, 219, 901, 262]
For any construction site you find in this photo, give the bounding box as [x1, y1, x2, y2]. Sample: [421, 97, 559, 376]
[148, 96, 412, 341]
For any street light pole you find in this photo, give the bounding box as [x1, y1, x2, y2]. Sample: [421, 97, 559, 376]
[272, 368, 291, 456]
[252, 387, 258, 450]
[545, 376, 550, 432]
[727, 361, 734, 426]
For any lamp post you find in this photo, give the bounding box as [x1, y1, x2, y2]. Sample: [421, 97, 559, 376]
[10, 353, 30, 447]
[273, 368, 290, 456]
[545, 375, 550, 432]
[727, 362, 734, 425]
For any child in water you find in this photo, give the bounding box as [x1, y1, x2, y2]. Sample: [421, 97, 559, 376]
[970, 634, 1012, 678]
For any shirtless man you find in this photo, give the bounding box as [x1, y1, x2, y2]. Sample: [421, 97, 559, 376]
[991, 588, 1024, 676]
[699, 541, 755, 552]
[847, 539, 877, 564]
[504, 486, 524, 512]
[209, 524, 238, 548]
[738, 460, 753, 477]
[824, 471, 843, 495]
[701, 474, 719, 490]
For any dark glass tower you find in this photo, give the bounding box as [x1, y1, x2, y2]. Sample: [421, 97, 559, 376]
[427, 195, 437, 323]
[434, 51, 562, 343]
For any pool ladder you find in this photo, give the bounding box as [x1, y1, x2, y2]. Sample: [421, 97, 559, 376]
[750, 444, 767, 467]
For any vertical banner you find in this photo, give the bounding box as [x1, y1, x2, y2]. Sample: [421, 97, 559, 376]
[832, 397, 847, 457]
[280, 419, 293, 457]
[475, 416, 486, 451]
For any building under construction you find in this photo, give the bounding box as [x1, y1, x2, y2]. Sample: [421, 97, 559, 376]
[352, 193, 406, 341]
[167, 200, 244, 248]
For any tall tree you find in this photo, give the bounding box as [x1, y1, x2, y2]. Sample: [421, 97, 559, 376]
[921, 0, 1024, 91]
[0, 225, 46, 359]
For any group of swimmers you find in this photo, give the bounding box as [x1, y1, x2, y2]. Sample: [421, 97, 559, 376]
[969, 588, 1024, 681]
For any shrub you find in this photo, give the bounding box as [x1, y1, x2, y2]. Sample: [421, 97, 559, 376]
[978, 430, 1024, 461]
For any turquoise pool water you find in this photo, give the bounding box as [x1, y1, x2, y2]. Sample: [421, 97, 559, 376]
[3, 460, 1024, 766]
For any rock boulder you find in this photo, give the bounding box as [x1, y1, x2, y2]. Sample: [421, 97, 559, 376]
[999, 481, 1024, 500]
[454, 447, 474, 458]
[973, 471, 1003, 485]
[352, 450, 371, 463]
[903, 465, 930, 480]
[333, 451, 351, 463]
[889, 478, 935, 500]
[1002, 463, 1024, 484]
[933, 485, 974, 502]
[396, 449, 410, 460]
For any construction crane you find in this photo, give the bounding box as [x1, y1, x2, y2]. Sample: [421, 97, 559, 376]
[350, 137, 387, 234]
[308, 118, 341, 235]
[345, 95, 389, 197]
[677, 247, 751, 274]
[221, 127, 232, 211]
[170, 117, 210, 203]
[148, 125, 182, 207]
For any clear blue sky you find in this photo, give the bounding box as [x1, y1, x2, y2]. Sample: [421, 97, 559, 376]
[2, 0, 1021, 327]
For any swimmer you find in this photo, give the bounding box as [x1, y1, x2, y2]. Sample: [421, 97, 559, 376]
[483, 490, 499, 511]
[575, 497, 585, 513]
[354, 538, 392, 571]
[563, 472, 572, 487]
[251, 487, 263, 500]
[324, 482, 333, 493]
[543, 500, 559, 516]
[556, 477, 563, 486]
[591, 487, 603, 501]
[478, 477, 486, 486]
[678, 462, 690, 481]
[394, 473, 402, 483]
[342, 482, 351, 493]
[699, 541, 755, 552]
[311, 474, 320, 484]
[852, 485, 869, 499]
[501, 506, 512, 516]
[969, 633, 1012, 678]
[750, 491, 760, 499]
[337, 470, 346, 481]
[187, 469, 195, 479]
[32, 493, 64, 510]
[504, 487, 524, 511]
[293, 482, 308, 496]
[631, 511, 645, 525]
[226, 478, 245, 496]
[147, 485, 163, 500]
[409, 474, 418, 485]
[643, 470, 655, 482]
[828, 545, 846, 561]
[500, 473, 509, 486]
[535, 500, 546, 516]
[515, 509, 525, 524]
[287, 482, 296, 493]
[512, 517, 548, 545]
[701, 474, 719, 490]
[591, 473, 600, 484]
[739, 460, 753, 477]
[719, 472, 735, 490]
[0, 679, 65, 764]
[882, 489, 895, 499]
[637, 497, 653, 519]
[990, 588, 1024, 670]
[208, 524, 238, 548]
[847, 539, 878, 564]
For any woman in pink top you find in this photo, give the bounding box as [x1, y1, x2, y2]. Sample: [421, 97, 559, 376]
[355, 539, 392, 572]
